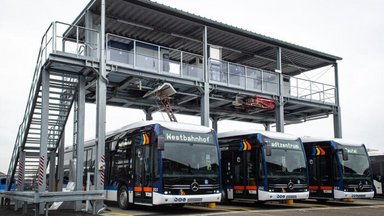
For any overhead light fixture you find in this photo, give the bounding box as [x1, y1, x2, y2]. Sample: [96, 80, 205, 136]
[116, 19, 154, 31]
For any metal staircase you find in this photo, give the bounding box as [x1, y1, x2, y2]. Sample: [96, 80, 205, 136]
[6, 41, 79, 191]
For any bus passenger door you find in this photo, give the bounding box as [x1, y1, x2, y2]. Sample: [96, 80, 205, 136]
[308, 145, 333, 198]
[244, 149, 257, 198]
[232, 149, 257, 199]
[134, 145, 152, 204]
[233, 151, 245, 198]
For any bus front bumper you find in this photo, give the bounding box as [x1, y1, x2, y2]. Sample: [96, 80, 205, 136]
[152, 192, 221, 205]
[334, 189, 374, 199]
[258, 190, 309, 201]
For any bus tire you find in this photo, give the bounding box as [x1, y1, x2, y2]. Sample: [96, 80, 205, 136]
[118, 185, 130, 210]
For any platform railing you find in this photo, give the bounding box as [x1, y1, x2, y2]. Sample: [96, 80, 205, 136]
[103, 34, 335, 104]
[284, 75, 336, 104]
[106, 34, 204, 81]
[208, 58, 280, 95]
[31, 22, 335, 105]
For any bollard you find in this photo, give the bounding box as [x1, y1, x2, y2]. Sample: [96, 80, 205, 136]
[207, 202, 216, 208]
[286, 199, 294, 205]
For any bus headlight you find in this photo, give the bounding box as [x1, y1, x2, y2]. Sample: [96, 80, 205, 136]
[214, 190, 220, 194]
[164, 191, 171, 195]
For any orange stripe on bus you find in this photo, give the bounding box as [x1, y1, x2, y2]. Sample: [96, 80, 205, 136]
[143, 187, 152, 192]
[234, 185, 245, 190]
[246, 185, 257, 190]
[134, 187, 142, 192]
[320, 186, 332, 190]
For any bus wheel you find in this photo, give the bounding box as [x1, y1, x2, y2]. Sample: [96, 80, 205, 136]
[118, 185, 130, 209]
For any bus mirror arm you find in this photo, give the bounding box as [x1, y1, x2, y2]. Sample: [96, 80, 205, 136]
[157, 135, 165, 151]
[339, 149, 348, 161]
[265, 143, 272, 156]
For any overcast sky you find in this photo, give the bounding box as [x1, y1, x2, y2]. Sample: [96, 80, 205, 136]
[0, 0, 383, 173]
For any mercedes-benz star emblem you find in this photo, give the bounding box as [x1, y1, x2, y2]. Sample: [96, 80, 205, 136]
[358, 182, 364, 191]
[287, 181, 295, 191]
[191, 181, 199, 192]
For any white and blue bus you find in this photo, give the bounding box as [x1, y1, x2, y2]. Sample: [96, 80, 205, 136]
[303, 138, 374, 200]
[65, 121, 221, 209]
[369, 152, 384, 196]
[219, 130, 309, 202]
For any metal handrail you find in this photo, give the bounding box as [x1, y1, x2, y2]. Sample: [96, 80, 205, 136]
[6, 22, 52, 189]
[7, 21, 98, 190]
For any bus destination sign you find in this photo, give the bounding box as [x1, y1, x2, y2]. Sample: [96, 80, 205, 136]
[267, 140, 301, 150]
[163, 130, 214, 144]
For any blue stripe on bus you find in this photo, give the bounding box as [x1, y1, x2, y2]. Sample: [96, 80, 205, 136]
[128, 187, 133, 191]
[311, 146, 317, 157]
[239, 140, 244, 151]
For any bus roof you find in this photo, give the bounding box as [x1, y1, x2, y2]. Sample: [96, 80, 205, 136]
[301, 137, 364, 146]
[218, 130, 299, 141]
[65, 121, 213, 152]
[110, 120, 213, 135]
[368, 151, 384, 156]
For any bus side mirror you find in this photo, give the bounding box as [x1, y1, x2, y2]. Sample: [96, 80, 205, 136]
[341, 149, 348, 161]
[157, 135, 165, 151]
[266, 143, 271, 156]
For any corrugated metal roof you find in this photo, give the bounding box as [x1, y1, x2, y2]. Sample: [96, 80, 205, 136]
[68, 0, 341, 75]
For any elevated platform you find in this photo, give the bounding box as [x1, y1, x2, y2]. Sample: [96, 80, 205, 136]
[46, 33, 336, 125]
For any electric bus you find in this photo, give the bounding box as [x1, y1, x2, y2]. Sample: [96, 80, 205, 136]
[64, 121, 221, 209]
[302, 138, 374, 200]
[369, 153, 384, 196]
[219, 130, 309, 202]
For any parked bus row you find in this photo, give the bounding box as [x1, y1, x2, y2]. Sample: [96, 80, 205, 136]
[61, 120, 377, 210]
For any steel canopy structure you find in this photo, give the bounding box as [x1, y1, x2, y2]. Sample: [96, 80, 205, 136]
[1, 0, 343, 215]
[64, 0, 342, 126]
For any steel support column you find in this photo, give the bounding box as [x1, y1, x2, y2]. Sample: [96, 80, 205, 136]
[85, 9, 96, 58]
[144, 109, 153, 121]
[38, 69, 50, 214]
[275, 47, 284, 132]
[48, 151, 56, 192]
[94, 0, 106, 213]
[333, 63, 342, 138]
[75, 75, 86, 211]
[212, 117, 219, 133]
[15, 151, 25, 210]
[264, 123, 271, 131]
[201, 26, 210, 127]
[57, 133, 65, 192]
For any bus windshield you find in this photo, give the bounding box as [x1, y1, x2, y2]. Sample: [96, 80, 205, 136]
[162, 142, 219, 178]
[263, 137, 306, 178]
[338, 145, 370, 179]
